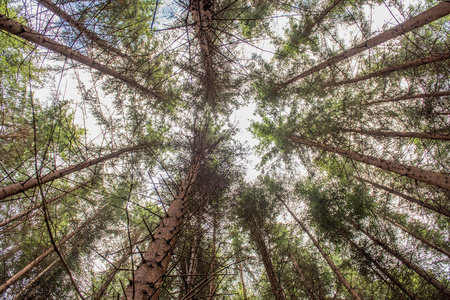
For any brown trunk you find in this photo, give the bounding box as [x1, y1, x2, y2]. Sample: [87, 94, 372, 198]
[238, 262, 248, 300]
[289, 135, 450, 190]
[208, 213, 217, 298]
[0, 145, 140, 201]
[344, 236, 416, 299]
[289, 253, 322, 300]
[0, 181, 91, 227]
[185, 217, 203, 294]
[356, 176, 450, 217]
[123, 154, 203, 300]
[0, 210, 39, 235]
[250, 221, 287, 300]
[13, 258, 60, 300]
[0, 14, 161, 99]
[278, 196, 362, 300]
[365, 91, 450, 106]
[0, 209, 100, 294]
[323, 51, 450, 88]
[36, 0, 132, 62]
[278, 2, 450, 89]
[383, 216, 450, 259]
[338, 128, 450, 140]
[95, 235, 140, 300]
[302, 0, 343, 38]
[354, 223, 450, 297]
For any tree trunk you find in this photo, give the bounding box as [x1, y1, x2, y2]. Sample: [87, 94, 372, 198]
[344, 236, 416, 299]
[323, 51, 450, 88]
[0, 14, 162, 99]
[289, 253, 322, 300]
[278, 196, 362, 300]
[278, 1, 450, 89]
[0, 145, 140, 201]
[338, 128, 450, 140]
[123, 153, 203, 300]
[250, 220, 287, 300]
[288, 135, 450, 190]
[302, 0, 343, 38]
[365, 91, 450, 106]
[238, 262, 248, 300]
[36, 0, 133, 62]
[0, 181, 91, 227]
[0, 209, 101, 294]
[354, 223, 450, 297]
[95, 235, 140, 300]
[356, 176, 450, 217]
[383, 216, 450, 259]
[208, 213, 217, 299]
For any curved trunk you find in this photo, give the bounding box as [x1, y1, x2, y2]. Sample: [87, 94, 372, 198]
[278, 2, 450, 89]
[338, 128, 450, 141]
[0, 145, 140, 201]
[356, 176, 450, 217]
[383, 216, 450, 259]
[289, 135, 450, 190]
[0, 15, 162, 99]
[278, 197, 362, 300]
[354, 223, 450, 297]
[0, 210, 101, 294]
[123, 154, 202, 300]
[302, 0, 343, 38]
[323, 51, 450, 88]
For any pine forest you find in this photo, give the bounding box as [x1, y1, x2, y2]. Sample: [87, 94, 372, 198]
[1, 0, 450, 299]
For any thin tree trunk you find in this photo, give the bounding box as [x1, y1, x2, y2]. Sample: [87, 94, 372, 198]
[250, 220, 287, 300]
[365, 91, 450, 106]
[0, 181, 91, 227]
[0, 14, 162, 99]
[208, 213, 217, 299]
[0, 145, 140, 201]
[123, 153, 203, 300]
[278, 196, 362, 300]
[383, 216, 450, 259]
[13, 258, 60, 300]
[289, 135, 450, 190]
[289, 253, 322, 300]
[278, 1, 450, 89]
[238, 262, 248, 300]
[36, 0, 133, 62]
[95, 235, 140, 300]
[338, 127, 450, 140]
[0, 210, 39, 235]
[356, 176, 450, 217]
[186, 217, 203, 294]
[343, 235, 416, 299]
[302, 0, 343, 38]
[323, 51, 450, 88]
[354, 222, 450, 297]
[0, 209, 101, 294]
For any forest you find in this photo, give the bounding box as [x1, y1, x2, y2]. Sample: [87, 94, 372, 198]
[0, 0, 449, 299]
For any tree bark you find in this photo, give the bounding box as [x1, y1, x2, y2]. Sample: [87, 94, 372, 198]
[356, 176, 450, 217]
[238, 262, 248, 300]
[0, 145, 140, 201]
[0, 14, 162, 99]
[123, 153, 203, 300]
[354, 223, 450, 297]
[338, 127, 450, 140]
[277, 197, 361, 299]
[250, 220, 287, 300]
[289, 253, 322, 300]
[95, 235, 140, 300]
[0, 209, 100, 294]
[323, 51, 450, 88]
[289, 135, 450, 190]
[383, 216, 450, 259]
[0, 181, 91, 228]
[365, 91, 450, 106]
[36, 0, 133, 62]
[278, 1, 450, 89]
[343, 236, 416, 299]
[301, 0, 343, 39]
[278, 197, 362, 300]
